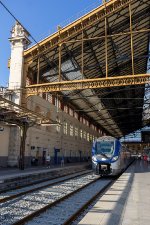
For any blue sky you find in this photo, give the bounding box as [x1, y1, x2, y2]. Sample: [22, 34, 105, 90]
[0, 0, 102, 86]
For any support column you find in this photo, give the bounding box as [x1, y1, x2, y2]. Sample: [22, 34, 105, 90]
[7, 126, 20, 167]
[19, 124, 28, 170]
[7, 22, 31, 168]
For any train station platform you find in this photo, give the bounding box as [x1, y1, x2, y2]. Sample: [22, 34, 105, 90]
[78, 160, 150, 225]
[0, 162, 90, 192]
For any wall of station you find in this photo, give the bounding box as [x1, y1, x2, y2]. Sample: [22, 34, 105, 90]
[25, 95, 100, 167]
[0, 126, 10, 167]
[0, 23, 103, 168]
[0, 95, 101, 167]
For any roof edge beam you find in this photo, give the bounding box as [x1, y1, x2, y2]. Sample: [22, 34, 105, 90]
[25, 74, 150, 94]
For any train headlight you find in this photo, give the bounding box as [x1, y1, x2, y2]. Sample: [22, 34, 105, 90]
[92, 156, 97, 164]
[101, 157, 107, 161]
[112, 156, 118, 161]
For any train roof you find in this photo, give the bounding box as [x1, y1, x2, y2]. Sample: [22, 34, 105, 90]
[96, 136, 117, 141]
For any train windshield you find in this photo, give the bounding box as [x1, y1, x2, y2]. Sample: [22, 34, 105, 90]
[96, 141, 114, 155]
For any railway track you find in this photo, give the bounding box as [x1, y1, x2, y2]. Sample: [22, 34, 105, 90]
[0, 162, 134, 225]
[22, 162, 134, 225]
[0, 170, 90, 204]
[0, 165, 90, 194]
[25, 177, 113, 225]
[0, 172, 100, 225]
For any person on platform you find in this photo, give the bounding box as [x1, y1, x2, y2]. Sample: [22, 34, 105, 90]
[61, 155, 65, 167]
[46, 154, 51, 168]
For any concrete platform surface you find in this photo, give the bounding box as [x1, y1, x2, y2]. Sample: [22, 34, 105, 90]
[78, 160, 150, 225]
[0, 162, 89, 182]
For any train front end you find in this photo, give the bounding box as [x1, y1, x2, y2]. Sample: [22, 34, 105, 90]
[92, 136, 121, 175]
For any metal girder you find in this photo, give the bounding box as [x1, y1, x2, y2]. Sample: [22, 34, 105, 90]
[0, 95, 57, 126]
[0, 96, 58, 171]
[24, 0, 134, 60]
[25, 74, 150, 95]
[21, 0, 150, 136]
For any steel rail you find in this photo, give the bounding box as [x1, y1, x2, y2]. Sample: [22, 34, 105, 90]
[63, 180, 113, 225]
[0, 170, 90, 204]
[63, 159, 135, 225]
[12, 174, 100, 225]
[12, 160, 135, 225]
[0, 166, 89, 194]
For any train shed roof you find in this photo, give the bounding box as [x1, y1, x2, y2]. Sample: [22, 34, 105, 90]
[24, 0, 150, 137]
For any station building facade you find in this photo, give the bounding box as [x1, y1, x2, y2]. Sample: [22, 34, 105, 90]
[0, 94, 103, 167]
[0, 23, 104, 168]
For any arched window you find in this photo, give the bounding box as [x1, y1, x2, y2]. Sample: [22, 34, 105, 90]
[64, 105, 68, 113]
[80, 129, 83, 139]
[75, 127, 78, 138]
[87, 133, 90, 142]
[90, 134, 93, 142]
[83, 131, 86, 139]
[46, 111, 51, 132]
[56, 117, 61, 133]
[63, 121, 68, 135]
[70, 124, 74, 136]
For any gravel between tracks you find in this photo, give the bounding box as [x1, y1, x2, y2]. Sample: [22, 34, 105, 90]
[0, 173, 99, 225]
[0, 170, 90, 202]
[25, 178, 112, 225]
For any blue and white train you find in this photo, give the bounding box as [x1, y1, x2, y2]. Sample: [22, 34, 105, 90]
[92, 136, 131, 175]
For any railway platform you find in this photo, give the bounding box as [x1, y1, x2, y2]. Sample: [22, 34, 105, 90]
[78, 160, 150, 225]
[0, 162, 90, 192]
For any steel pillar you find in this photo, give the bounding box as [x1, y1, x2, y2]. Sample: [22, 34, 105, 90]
[19, 124, 28, 170]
